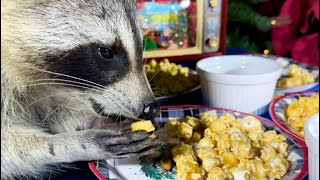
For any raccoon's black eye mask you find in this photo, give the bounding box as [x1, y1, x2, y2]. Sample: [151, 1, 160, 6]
[44, 43, 131, 88]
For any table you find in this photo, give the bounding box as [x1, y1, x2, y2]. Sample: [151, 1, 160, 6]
[58, 54, 318, 179]
[57, 85, 318, 180]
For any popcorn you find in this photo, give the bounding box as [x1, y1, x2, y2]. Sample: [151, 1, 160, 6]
[286, 94, 319, 136]
[164, 118, 180, 137]
[199, 112, 218, 128]
[177, 122, 193, 139]
[161, 112, 291, 180]
[278, 64, 316, 88]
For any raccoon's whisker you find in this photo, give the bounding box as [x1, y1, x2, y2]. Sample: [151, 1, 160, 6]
[151, 88, 167, 96]
[5, 97, 31, 117]
[116, 114, 123, 132]
[12, 98, 31, 117]
[148, 70, 161, 83]
[41, 98, 74, 125]
[30, 79, 105, 91]
[24, 83, 104, 93]
[152, 87, 164, 92]
[106, 89, 137, 114]
[143, 39, 149, 65]
[26, 91, 89, 108]
[19, 65, 106, 89]
[107, 95, 136, 118]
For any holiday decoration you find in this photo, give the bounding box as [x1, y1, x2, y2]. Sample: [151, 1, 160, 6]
[272, 0, 319, 66]
[138, 1, 194, 51]
[227, 0, 288, 54]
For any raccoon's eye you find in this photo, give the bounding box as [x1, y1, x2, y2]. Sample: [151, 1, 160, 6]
[98, 47, 113, 59]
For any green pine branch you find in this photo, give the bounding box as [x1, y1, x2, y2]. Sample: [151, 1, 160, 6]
[228, 1, 276, 31]
[264, 41, 275, 54]
[227, 28, 260, 52]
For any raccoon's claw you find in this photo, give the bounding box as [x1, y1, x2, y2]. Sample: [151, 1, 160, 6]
[92, 130, 160, 158]
[91, 118, 134, 132]
[114, 145, 161, 159]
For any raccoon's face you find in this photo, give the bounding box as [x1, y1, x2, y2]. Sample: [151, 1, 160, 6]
[1, 0, 159, 119]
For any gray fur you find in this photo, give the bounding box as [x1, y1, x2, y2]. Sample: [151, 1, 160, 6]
[1, 0, 158, 179]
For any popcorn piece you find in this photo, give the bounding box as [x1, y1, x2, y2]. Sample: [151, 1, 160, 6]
[196, 148, 218, 161]
[160, 157, 173, 170]
[198, 137, 215, 149]
[178, 122, 193, 139]
[248, 131, 262, 143]
[179, 162, 205, 180]
[232, 140, 255, 159]
[219, 113, 236, 125]
[251, 160, 269, 179]
[150, 59, 158, 68]
[232, 167, 251, 180]
[207, 167, 228, 180]
[199, 112, 218, 128]
[203, 128, 217, 140]
[248, 131, 263, 148]
[261, 131, 278, 144]
[191, 132, 202, 142]
[229, 131, 249, 143]
[221, 152, 239, 168]
[209, 119, 227, 134]
[240, 116, 263, 133]
[236, 159, 269, 179]
[172, 143, 196, 162]
[201, 156, 221, 172]
[150, 133, 157, 139]
[266, 155, 290, 179]
[215, 133, 231, 154]
[230, 119, 242, 129]
[184, 116, 201, 130]
[131, 120, 155, 132]
[260, 146, 277, 162]
[288, 64, 301, 76]
[164, 118, 180, 137]
[226, 127, 242, 135]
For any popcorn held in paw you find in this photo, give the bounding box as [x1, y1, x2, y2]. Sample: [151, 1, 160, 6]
[131, 120, 157, 139]
[131, 120, 155, 133]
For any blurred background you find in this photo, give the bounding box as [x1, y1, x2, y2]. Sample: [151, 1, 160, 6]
[226, 0, 319, 67]
[138, 0, 319, 67]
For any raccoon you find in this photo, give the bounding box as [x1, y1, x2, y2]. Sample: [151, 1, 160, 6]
[1, 0, 160, 179]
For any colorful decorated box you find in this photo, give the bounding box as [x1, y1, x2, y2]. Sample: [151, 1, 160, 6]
[137, 0, 228, 62]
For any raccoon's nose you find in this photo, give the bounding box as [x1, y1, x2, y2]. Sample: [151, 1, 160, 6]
[139, 101, 160, 120]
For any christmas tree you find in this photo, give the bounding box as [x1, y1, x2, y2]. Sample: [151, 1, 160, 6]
[227, 0, 285, 54]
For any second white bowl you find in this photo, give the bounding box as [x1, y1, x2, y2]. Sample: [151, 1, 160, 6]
[305, 113, 319, 180]
[196, 55, 282, 115]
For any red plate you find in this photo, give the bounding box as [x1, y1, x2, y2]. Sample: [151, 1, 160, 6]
[269, 90, 319, 142]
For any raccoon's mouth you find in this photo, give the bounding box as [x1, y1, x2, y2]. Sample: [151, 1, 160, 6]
[91, 99, 106, 116]
[90, 98, 135, 120]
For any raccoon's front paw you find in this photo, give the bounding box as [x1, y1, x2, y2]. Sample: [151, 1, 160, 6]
[93, 130, 160, 158]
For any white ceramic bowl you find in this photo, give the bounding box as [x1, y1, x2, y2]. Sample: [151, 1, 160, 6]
[305, 113, 319, 180]
[196, 55, 282, 115]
